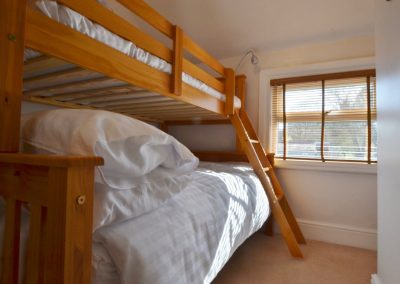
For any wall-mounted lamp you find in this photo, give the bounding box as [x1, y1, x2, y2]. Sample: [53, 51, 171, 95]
[235, 49, 259, 72]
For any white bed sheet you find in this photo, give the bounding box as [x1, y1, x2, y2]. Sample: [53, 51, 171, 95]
[92, 162, 270, 284]
[25, 1, 242, 109]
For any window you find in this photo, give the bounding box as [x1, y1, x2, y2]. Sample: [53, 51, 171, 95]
[271, 69, 376, 163]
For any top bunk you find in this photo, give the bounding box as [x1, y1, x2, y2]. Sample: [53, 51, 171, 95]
[20, 0, 244, 124]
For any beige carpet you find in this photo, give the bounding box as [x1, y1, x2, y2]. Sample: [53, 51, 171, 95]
[213, 232, 376, 284]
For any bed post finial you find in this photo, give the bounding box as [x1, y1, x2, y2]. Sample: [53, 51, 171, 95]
[0, 0, 27, 153]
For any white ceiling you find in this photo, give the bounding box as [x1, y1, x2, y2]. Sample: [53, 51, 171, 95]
[145, 0, 375, 59]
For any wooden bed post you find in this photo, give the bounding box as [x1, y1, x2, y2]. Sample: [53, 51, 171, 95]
[235, 75, 246, 116]
[172, 25, 183, 96]
[0, 0, 27, 152]
[224, 68, 235, 115]
[235, 75, 246, 153]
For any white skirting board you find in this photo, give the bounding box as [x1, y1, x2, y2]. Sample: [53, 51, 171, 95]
[371, 274, 381, 284]
[274, 218, 377, 250]
[297, 219, 377, 250]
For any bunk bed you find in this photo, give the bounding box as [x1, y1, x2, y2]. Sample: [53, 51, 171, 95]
[0, 0, 306, 283]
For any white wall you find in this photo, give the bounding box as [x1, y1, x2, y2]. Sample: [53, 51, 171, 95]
[374, 0, 400, 283]
[171, 35, 377, 250]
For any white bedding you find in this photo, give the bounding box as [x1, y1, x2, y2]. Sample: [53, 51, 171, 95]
[0, 162, 269, 284]
[25, 1, 242, 109]
[92, 162, 270, 284]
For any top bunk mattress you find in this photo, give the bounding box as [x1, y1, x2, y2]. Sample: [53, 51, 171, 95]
[25, 1, 242, 109]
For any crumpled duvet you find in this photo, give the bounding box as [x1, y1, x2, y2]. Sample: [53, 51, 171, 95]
[92, 162, 270, 284]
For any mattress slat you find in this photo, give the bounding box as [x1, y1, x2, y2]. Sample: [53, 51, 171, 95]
[68, 91, 155, 104]
[51, 85, 137, 100]
[99, 97, 173, 109]
[24, 77, 125, 97]
[24, 67, 101, 90]
[24, 56, 72, 78]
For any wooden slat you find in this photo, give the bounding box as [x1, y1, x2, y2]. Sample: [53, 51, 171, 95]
[58, 0, 172, 62]
[50, 85, 135, 100]
[0, 153, 103, 168]
[127, 107, 208, 116]
[183, 60, 224, 93]
[24, 205, 43, 284]
[128, 106, 210, 115]
[0, 0, 27, 152]
[24, 67, 101, 90]
[1, 199, 22, 284]
[0, 165, 50, 207]
[172, 26, 183, 95]
[173, 114, 224, 120]
[165, 119, 229, 125]
[121, 104, 196, 113]
[24, 77, 124, 97]
[25, 9, 225, 115]
[181, 83, 225, 114]
[224, 68, 235, 115]
[69, 91, 154, 104]
[24, 56, 72, 78]
[183, 34, 225, 75]
[150, 112, 218, 120]
[100, 96, 172, 109]
[25, 96, 93, 109]
[104, 101, 187, 112]
[116, 0, 174, 38]
[25, 97, 164, 124]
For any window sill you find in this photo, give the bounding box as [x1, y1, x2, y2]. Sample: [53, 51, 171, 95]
[274, 159, 377, 174]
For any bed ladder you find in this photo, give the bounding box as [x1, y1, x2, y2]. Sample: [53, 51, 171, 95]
[230, 110, 306, 258]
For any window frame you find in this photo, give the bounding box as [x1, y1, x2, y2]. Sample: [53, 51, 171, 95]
[258, 57, 377, 174]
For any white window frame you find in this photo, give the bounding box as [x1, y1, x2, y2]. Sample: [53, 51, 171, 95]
[258, 57, 377, 174]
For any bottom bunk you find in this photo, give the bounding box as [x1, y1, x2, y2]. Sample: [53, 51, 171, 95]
[0, 109, 270, 284]
[92, 162, 269, 284]
[0, 161, 269, 284]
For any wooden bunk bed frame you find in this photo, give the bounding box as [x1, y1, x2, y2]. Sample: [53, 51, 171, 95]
[0, 0, 305, 283]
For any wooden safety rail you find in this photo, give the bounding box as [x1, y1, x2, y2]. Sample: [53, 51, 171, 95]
[0, 154, 103, 284]
[20, 0, 237, 123]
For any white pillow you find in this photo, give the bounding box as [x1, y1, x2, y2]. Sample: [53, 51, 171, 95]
[21, 109, 199, 189]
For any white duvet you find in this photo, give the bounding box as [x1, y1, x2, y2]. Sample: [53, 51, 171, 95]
[92, 162, 270, 284]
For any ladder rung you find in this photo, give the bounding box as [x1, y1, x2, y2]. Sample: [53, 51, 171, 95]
[247, 139, 259, 144]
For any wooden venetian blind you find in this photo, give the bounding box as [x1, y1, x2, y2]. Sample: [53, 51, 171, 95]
[271, 69, 377, 163]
